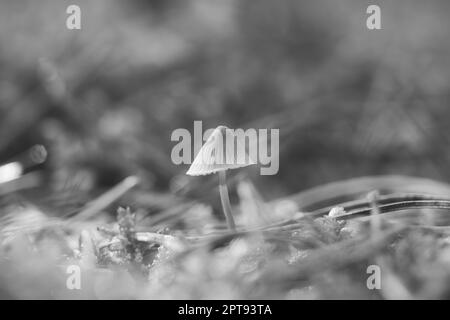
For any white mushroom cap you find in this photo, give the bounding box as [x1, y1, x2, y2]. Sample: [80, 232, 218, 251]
[186, 126, 256, 176]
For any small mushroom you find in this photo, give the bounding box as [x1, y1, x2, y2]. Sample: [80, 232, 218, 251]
[187, 125, 255, 231]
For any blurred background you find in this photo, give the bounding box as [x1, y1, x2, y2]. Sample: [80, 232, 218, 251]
[1, 0, 450, 214]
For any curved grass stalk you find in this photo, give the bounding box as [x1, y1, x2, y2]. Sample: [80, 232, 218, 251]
[261, 194, 450, 230]
[338, 199, 450, 220]
[276, 175, 450, 211]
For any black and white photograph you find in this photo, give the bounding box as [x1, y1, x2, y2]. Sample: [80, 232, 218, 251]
[1, 0, 450, 305]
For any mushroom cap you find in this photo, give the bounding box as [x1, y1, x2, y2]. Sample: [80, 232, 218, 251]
[186, 125, 256, 176]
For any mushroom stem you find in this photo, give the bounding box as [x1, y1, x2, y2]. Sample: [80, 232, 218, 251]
[218, 170, 236, 231]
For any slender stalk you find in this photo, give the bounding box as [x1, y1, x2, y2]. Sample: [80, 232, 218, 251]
[367, 191, 381, 238]
[218, 170, 236, 231]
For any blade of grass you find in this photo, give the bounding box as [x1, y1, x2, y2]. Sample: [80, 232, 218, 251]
[67, 175, 140, 222]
